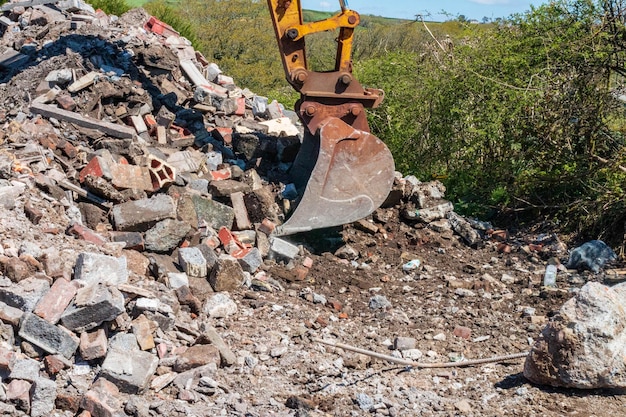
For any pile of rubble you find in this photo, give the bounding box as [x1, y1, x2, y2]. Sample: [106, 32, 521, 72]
[0, 1, 623, 417]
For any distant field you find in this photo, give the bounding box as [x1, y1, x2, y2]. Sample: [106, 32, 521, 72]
[125, 0, 148, 6]
[123, 1, 409, 24]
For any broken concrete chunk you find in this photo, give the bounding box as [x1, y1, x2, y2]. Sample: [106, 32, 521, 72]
[144, 219, 192, 253]
[208, 179, 251, 198]
[269, 237, 299, 261]
[60, 285, 125, 332]
[74, 252, 128, 286]
[236, 247, 263, 273]
[0, 277, 50, 312]
[111, 194, 176, 232]
[191, 194, 234, 230]
[100, 348, 159, 394]
[30, 377, 57, 417]
[30, 102, 135, 139]
[18, 312, 79, 359]
[178, 247, 208, 278]
[203, 291, 238, 318]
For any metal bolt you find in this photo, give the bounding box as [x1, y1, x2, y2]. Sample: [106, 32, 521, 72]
[350, 106, 361, 116]
[340, 74, 352, 85]
[291, 70, 307, 84]
[286, 28, 299, 40]
[348, 16, 357, 25]
[305, 106, 316, 116]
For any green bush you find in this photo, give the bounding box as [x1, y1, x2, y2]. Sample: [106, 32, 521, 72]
[90, 0, 130, 15]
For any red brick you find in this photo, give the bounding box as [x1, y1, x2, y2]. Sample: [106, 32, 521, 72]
[79, 156, 111, 183]
[44, 354, 70, 375]
[211, 126, 233, 144]
[79, 329, 108, 361]
[453, 325, 472, 340]
[81, 378, 122, 417]
[235, 97, 246, 116]
[207, 168, 231, 181]
[55, 94, 76, 111]
[33, 278, 77, 324]
[0, 346, 16, 371]
[67, 223, 108, 246]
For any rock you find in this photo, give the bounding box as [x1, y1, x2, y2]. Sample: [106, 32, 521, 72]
[100, 348, 159, 394]
[208, 254, 245, 292]
[173, 344, 221, 372]
[394, 337, 416, 351]
[203, 292, 238, 318]
[30, 377, 57, 417]
[369, 295, 391, 310]
[454, 399, 472, 413]
[144, 219, 192, 253]
[73, 252, 128, 286]
[355, 392, 374, 411]
[524, 282, 626, 388]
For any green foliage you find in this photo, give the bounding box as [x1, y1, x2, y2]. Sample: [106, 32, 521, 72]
[144, 0, 200, 47]
[358, 0, 626, 243]
[90, 0, 131, 15]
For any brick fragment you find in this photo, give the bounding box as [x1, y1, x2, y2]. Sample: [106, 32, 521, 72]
[0, 300, 24, 325]
[67, 223, 108, 246]
[55, 94, 76, 111]
[230, 191, 252, 230]
[6, 379, 31, 413]
[43, 354, 70, 375]
[79, 329, 107, 360]
[173, 344, 220, 372]
[81, 378, 123, 417]
[60, 285, 125, 332]
[33, 278, 77, 324]
[131, 315, 155, 351]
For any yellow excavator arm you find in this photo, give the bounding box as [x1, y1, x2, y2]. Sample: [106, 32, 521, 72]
[267, 0, 395, 236]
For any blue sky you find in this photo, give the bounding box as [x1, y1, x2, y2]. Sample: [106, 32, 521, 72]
[301, 0, 546, 21]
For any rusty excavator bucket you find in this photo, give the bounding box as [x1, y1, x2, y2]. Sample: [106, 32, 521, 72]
[274, 118, 395, 235]
[267, 0, 395, 236]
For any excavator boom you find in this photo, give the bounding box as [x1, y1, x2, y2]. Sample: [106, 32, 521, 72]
[266, 0, 395, 236]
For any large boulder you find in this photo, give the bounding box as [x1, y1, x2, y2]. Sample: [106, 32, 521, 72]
[524, 282, 626, 388]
